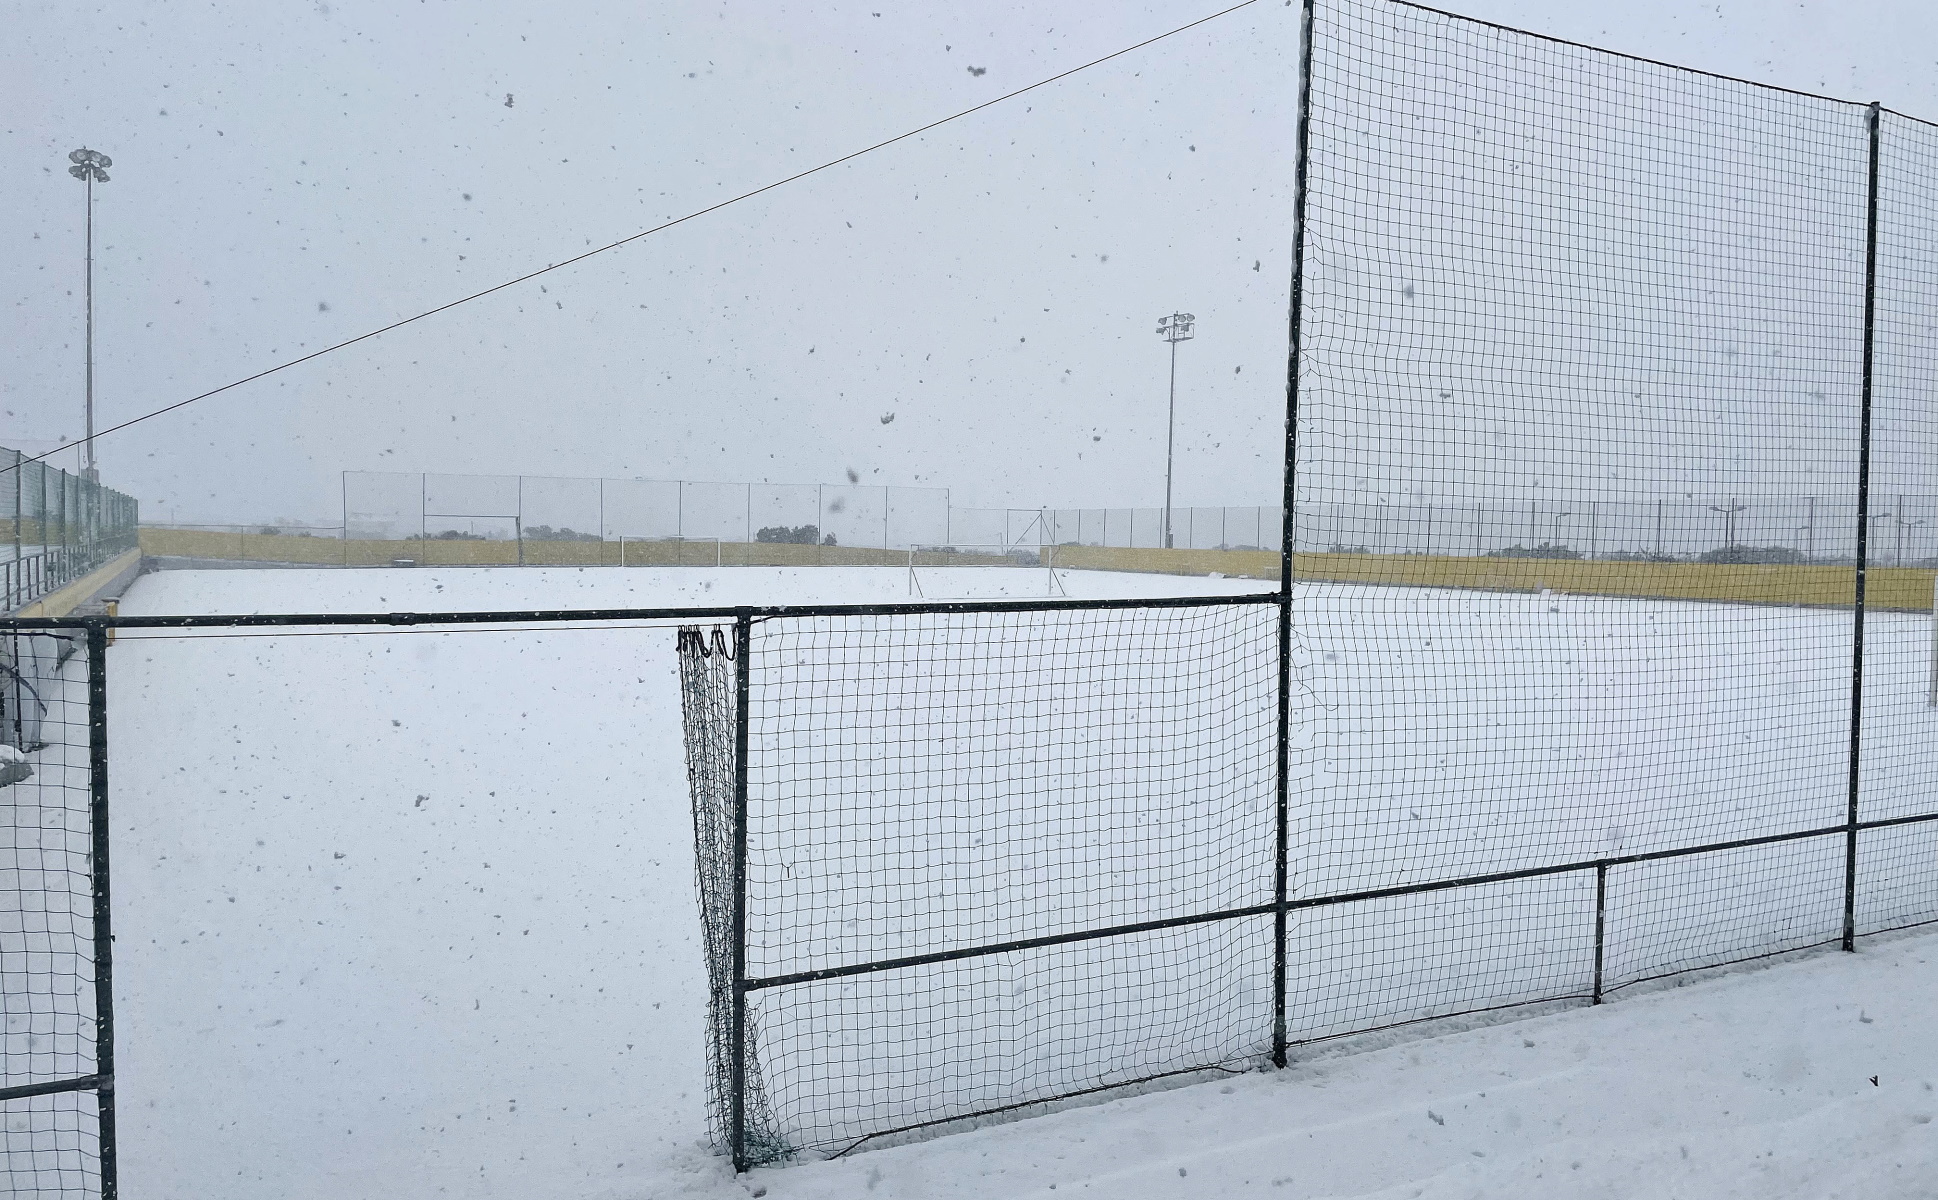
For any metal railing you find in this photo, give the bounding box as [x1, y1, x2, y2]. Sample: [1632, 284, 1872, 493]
[4, 446, 140, 612]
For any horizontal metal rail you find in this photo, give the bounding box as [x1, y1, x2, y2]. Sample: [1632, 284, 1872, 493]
[0, 1074, 108, 1103]
[746, 809, 1938, 990]
[0, 590, 1282, 632]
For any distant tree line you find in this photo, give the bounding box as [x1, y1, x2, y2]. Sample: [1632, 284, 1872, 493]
[1489, 542, 1811, 564]
[757, 524, 837, 546]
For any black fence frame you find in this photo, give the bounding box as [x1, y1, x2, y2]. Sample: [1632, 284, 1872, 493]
[7, 567, 1938, 1179]
[0, 625, 117, 1198]
[8, 0, 1938, 1186]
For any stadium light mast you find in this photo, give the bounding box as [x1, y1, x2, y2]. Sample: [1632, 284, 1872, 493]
[1708, 498, 1747, 551]
[1154, 311, 1195, 550]
[1551, 511, 1574, 548]
[68, 147, 111, 482]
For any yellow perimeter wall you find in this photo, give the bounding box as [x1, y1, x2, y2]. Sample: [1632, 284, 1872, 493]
[137, 529, 1937, 612]
[138, 528, 1011, 569]
[1048, 546, 1936, 612]
[13, 549, 142, 619]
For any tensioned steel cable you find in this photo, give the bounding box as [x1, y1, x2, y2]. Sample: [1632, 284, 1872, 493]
[6, 0, 1257, 477]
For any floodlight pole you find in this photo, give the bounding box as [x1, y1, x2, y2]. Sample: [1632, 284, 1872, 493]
[1708, 498, 1747, 550]
[1155, 312, 1196, 550]
[68, 148, 111, 483]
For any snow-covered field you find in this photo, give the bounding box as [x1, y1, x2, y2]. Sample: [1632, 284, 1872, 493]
[95, 564, 1938, 1198]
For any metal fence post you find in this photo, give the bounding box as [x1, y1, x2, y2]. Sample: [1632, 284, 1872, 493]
[1591, 862, 1607, 1004]
[730, 610, 753, 1170]
[1845, 101, 1882, 953]
[1271, 0, 1318, 1071]
[87, 623, 118, 1198]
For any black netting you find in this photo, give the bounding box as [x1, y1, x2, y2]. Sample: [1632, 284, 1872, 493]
[678, 601, 1279, 1161]
[1, 1093, 100, 1199]
[1285, 0, 1893, 1046]
[677, 625, 784, 1162]
[2, 632, 105, 1198]
[672, 2, 1938, 1169]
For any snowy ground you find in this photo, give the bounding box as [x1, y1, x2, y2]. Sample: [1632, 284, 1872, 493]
[96, 565, 1938, 1198]
[726, 933, 1938, 1200]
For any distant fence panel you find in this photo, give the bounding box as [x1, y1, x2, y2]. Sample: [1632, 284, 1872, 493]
[3, 449, 139, 613]
[342, 471, 953, 553]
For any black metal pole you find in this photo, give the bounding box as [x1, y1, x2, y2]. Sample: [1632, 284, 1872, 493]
[1845, 101, 1882, 953]
[1272, 0, 1318, 1071]
[729, 610, 753, 1169]
[87, 623, 118, 1198]
[84, 172, 95, 480]
[1165, 336, 1178, 550]
[1591, 862, 1607, 1005]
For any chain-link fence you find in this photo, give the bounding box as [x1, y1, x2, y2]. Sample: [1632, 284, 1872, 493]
[3, 451, 139, 613]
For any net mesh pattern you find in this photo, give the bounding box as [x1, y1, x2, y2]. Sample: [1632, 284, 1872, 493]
[1285, 0, 1889, 1041]
[748, 916, 1270, 1153]
[1285, 873, 1595, 1045]
[1, 1094, 100, 1199]
[743, 606, 1277, 979]
[680, 602, 1278, 1159]
[660, 0, 1938, 1170]
[1601, 837, 1845, 993]
[1859, 111, 1938, 870]
[1, 633, 103, 1197]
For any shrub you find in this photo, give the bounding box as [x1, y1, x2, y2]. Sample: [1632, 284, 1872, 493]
[1697, 544, 1802, 565]
[756, 524, 823, 544]
[1491, 542, 1582, 559]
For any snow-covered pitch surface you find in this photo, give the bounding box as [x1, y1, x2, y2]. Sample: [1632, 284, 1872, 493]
[103, 565, 1938, 1198]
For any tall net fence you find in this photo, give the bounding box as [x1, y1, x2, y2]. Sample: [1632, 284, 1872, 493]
[675, 0, 1938, 1170]
[1285, 0, 1873, 1030]
[1859, 109, 1938, 925]
[1, 631, 109, 1197]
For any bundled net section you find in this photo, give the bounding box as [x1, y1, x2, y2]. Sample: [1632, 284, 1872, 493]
[680, 601, 1279, 1161]
[1, 634, 104, 1198]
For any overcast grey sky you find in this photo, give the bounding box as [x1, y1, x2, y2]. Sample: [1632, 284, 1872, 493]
[8, 1, 1938, 525]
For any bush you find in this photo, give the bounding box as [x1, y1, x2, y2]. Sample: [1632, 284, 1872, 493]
[757, 524, 822, 545]
[433, 529, 485, 540]
[1602, 550, 1678, 563]
[1698, 544, 1802, 565]
[524, 524, 601, 542]
[1326, 543, 1371, 554]
[1491, 542, 1582, 559]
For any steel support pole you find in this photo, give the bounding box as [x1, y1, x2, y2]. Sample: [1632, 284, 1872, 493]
[1591, 862, 1607, 1005]
[1165, 336, 1178, 550]
[87, 625, 118, 1198]
[729, 611, 753, 1169]
[1272, 0, 1318, 1070]
[84, 174, 96, 480]
[1845, 102, 1882, 953]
